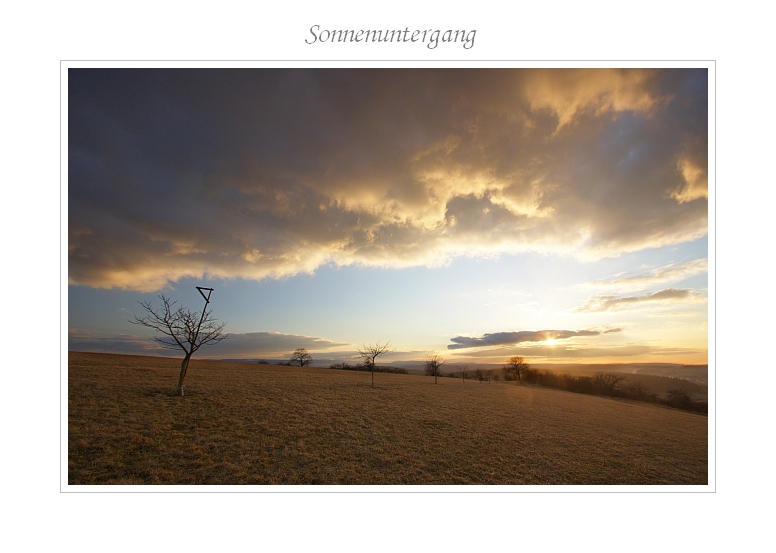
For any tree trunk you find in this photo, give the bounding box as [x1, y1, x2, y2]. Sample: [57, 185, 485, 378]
[371, 360, 374, 388]
[178, 353, 192, 396]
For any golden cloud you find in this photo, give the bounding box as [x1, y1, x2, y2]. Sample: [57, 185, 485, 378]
[68, 68, 708, 291]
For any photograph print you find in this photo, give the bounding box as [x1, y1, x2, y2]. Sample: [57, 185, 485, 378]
[67, 67, 709, 485]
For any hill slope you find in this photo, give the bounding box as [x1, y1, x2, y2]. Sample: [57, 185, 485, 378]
[68, 352, 708, 485]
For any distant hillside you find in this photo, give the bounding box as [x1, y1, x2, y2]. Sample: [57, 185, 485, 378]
[217, 359, 709, 387]
[530, 363, 708, 386]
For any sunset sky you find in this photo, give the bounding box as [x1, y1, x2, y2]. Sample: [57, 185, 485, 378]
[68, 68, 709, 366]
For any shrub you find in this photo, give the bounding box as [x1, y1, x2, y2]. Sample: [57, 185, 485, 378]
[522, 367, 540, 384]
[593, 373, 627, 397]
[666, 389, 694, 409]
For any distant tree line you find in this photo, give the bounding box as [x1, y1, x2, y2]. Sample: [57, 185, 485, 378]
[444, 364, 497, 382]
[438, 359, 706, 414]
[515, 367, 707, 414]
[278, 346, 705, 414]
[278, 343, 407, 377]
[328, 362, 408, 374]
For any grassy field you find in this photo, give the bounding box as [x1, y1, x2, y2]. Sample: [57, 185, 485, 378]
[68, 352, 708, 485]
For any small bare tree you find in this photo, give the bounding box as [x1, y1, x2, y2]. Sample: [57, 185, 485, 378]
[504, 355, 530, 383]
[290, 348, 312, 367]
[357, 341, 394, 387]
[131, 289, 226, 396]
[459, 363, 469, 382]
[424, 354, 446, 384]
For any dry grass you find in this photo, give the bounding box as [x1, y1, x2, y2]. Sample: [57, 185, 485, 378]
[68, 352, 708, 485]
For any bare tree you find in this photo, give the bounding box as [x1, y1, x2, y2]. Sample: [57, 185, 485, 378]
[504, 355, 530, 383]
[357, 341, 394, 387]
[424, 354, 446, 384]
[131, 289, 227, 396]
[475, 367, 484, 383]
[290, 348, 312, 367]
[459, 363, 469, 382]
[594, 372, 627, 397]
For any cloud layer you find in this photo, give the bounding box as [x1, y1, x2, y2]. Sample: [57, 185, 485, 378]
[69, 69, 708, 291]
[574, 288, 700, 313]
[448, 328, 617, 350]
[587, 258, 708, 289]
[69, 329, 349, 358]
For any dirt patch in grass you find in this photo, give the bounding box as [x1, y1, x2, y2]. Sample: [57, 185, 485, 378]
[68, 352, 708, 485]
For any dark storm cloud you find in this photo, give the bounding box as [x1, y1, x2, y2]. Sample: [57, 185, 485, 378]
[574, 288, 699, 313]
[447, 328, 611, 350]
[68, 68, 708, 291]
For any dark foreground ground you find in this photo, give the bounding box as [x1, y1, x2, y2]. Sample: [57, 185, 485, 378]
[68, 352, 708, 485]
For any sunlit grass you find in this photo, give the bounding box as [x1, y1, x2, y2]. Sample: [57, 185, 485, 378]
[68, 352, 707, 485]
